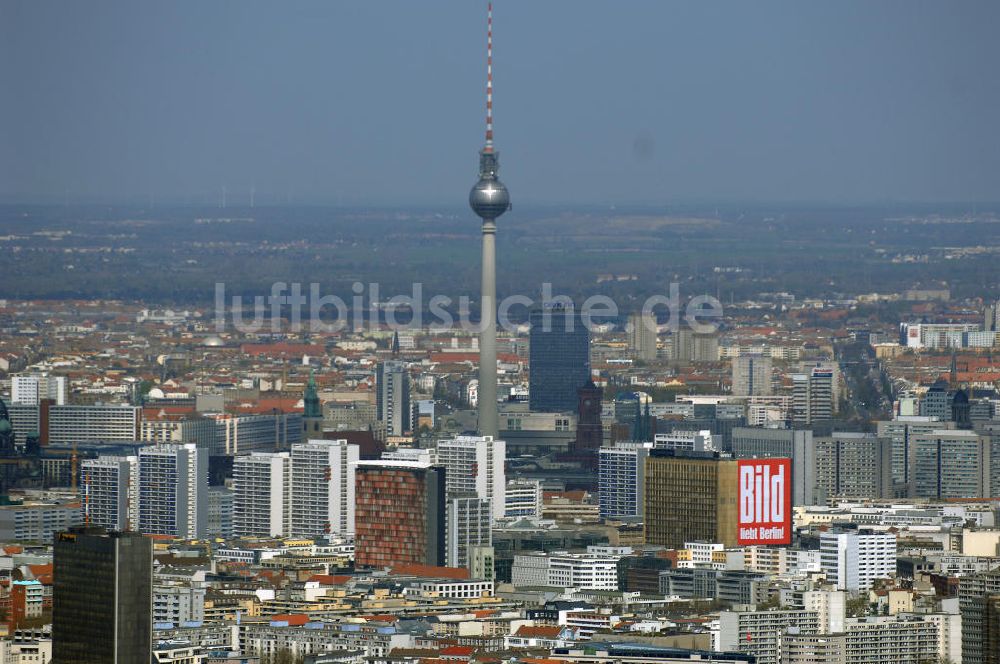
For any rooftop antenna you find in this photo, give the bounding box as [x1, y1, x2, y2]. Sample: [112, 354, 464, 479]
[250, 185, 256, 209]
[484, 2, 494, 153]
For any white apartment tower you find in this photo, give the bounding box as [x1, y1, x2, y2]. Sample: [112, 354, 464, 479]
[290, 439, 359, 537]
[138, 443, 207, 539]
[233, 452, 291, 538]
[81, 455, 139, 531]
[436, 435, 506, 520]
[820, 530, 896, 592]
[628, 312, 657, 361]
[731, 355, 773, 396]
[11, 373, 67, 406]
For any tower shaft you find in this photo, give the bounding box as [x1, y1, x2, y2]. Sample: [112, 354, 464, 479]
[479, 219, 498, 438]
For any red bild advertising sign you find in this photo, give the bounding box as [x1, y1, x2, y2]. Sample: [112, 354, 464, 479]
[737, 458, 792, 545]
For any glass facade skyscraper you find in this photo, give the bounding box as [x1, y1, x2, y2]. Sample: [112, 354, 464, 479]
[528, 307, 590, 413]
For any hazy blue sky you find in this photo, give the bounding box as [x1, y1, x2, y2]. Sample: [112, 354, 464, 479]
[3, 1, 999, 205]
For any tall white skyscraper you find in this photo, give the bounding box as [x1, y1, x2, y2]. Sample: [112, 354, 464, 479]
[820, 530, 896, 592]
[792, 366, 837, 424]
[731, 355, 773, 396]
[233, 452, 291, 538]
[628, 312, 657, 361]
[290, 439, 358, 537]
[376, 361, 411, 437]
[11, 373, 67, 406]
[436, 434, 506, 520]
[81, 455, 138, 531]
[138, 443, 207, 539]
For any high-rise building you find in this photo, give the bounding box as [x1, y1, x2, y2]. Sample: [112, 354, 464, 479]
[813, 433, 893, 501]
[81, 455, 139, 532]
[206, 486, 233, 538]
[469, 1, 511, 440]
[644, 450, 738, 549]
[731, 427, 816, 506]
[528, 307, 591, 413]
[52, 527, 152, 663]
[877, 417, 956, 490]
[598, 442, 651, 520]
[11, 373, 66, 406]
[436, 434, 505, 520]
[628, 311, 657, 361]
[718, 608, 820, 664]
[354, 461, 446, 569]
[820, 530, 896, 592]
[792, 366, 837, 425]
[573, 380, 604, 455]
[138, 443, 207, 539]
[447, 494, 492, 569]
[290, 440, 358, 537]
[959, 569, 1000, 664]
[986, 299, 1000, 333]
[376, 360, 411, 437]
[731, 355, 773, 396]
[671, 329, 719, 362]
[233, 452, 291, 538]
[504, 479, 542, 519]
[912, 429, 993, 499]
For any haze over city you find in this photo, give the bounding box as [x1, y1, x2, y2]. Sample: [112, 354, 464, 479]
[4, 0, 1000, 205]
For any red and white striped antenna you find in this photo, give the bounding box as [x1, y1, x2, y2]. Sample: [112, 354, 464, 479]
[484, 1, 494, 153]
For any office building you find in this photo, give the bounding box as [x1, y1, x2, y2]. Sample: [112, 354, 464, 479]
[436, 434, 506, 520]
[813, 433, 893, 501]
[731, 355, 773, 396]
[671, 328, 719, 362]
[11, 373, 66, 406]
[792, 366, 836, 425]
[504, 479, 542, 519]
[138, 443, 207, 539]
[731, 427, 816, 506]
[447, 494, 492, 570]
[913, 429, 992, 499]
[206, 486, 233, 538]
[48, 404, 141, 446]
[528, 306, 591, 413]
[820, 530, 896, 592]
[233, 452, 291, 538]
[718, 609, 820, 664]
[354, 461, 446, 569]
[598, 442, 651, 519]
[81, 455, 139, 532]
[52, 527, 152, 663]
[0, 501, 82, 542]
[644, 450, 738, 549]
[153, 583, 206, 627]
[210, 412, 303, 456]
[376, 360, 411, 437]
[290, 440, 358, 537]
[512, 550, 622, 591]
[628, 311, 657, 361]
[877, 417, 955, 489]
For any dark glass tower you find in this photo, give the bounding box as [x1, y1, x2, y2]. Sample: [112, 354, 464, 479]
[529, 307, 591, 413]
[52, 526, 152, 663]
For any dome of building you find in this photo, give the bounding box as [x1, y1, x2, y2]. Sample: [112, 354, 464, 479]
[202, 335, 225, 347]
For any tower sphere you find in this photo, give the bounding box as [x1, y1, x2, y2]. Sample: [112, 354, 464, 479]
[469, 175, 510, 220]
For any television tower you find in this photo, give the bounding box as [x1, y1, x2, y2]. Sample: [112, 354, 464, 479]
[469, 1, 510, 439]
